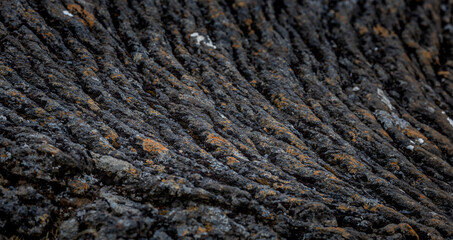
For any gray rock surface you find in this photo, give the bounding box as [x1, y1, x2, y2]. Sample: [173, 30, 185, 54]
[0, 0, 453, 239]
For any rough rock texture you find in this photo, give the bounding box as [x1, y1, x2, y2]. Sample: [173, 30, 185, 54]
[1, 0, 453, 239]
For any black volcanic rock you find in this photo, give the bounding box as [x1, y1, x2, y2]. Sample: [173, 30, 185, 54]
[0, 0, 453, 239]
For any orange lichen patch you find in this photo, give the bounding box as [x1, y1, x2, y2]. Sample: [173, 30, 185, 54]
[264, 41, 274, 48]
[286, 146, 310, 162]
[136, 136, 168, 155]
[98, 138, 115, 151]
[233, 1, 247, 8]
[337, 204, 353, 212]
[110, 73, 124, 80]
[54, 111, 72, 119]
[383, 171, 398, 180]
[23, 9, 40, 24]
[153, 164, 166, 173]
[407, 41, 419, 48]
[71, 180, 88, 194]
[388, 161, 400, 171]
[285, 145, 297, 155]
[39, 213, 50, 224]
[205, 133, 228, 146]
[357, 108, 377, 121]
[204, 223, 213, 233]
[380, 129, 391, 138]
[261, 115, 308, 150]
[219, 118, 232, 132]
[126, 167, 139, 176]
[420, 49, 432, 60]
[424, 218, 443, 227]
[161, 178, 181, 191]
[360, 130, 372, 141]
[335, 12, 348, 24]
[180, 230, 190, 237]
[325, 77, 337, 85]
[252, 49, 266, 56]
[86, 98, 100, 111]
[146, 89, 157, 97]
[313, 170, 323, 176]
[226, 156, 239, 165]
[126, 96, 133, 103]
[333, 154, 364, 174]
[83, 68, 96, 77]
[33, 107, 47, 117]
[373, 25, 392, 37]
[0, 65, 13, 75]
[157, 209, 169, 216]
[286, 197, 304, 206]
[299, 109, 323, 125]
[437, 71, 450, 77]
[368, 203, 385, 212]
[382, 223, 419, 240]
[8, 90, 25, 99]
[358, 25, 369, 35]
[402, 128, 427, 142]
[102, 129, 119, 146]
[205, 133, 235, 152]
[314, 169, 338, 180]
[315, 227, 351, 238]
[147, 108, 161, 116]
[254, 178, 270, 186]
[187, 206, 199, 212]
[257, 189, 277, 198]
[67, 4, 96, 28]
[208, 6, 225, 19]
[41, 30, 55, 39]
[273, 182, 297, 192]
[195, 226, 207, 235]
[272, 93, 291, 110]
[322, 197, 334, 204]
[237, 143, 249, 153]
[348, 130, 357, 142]
[322, 164, 339, 177]
[38, 143, 61, 155]
[419, 49, 433, 65]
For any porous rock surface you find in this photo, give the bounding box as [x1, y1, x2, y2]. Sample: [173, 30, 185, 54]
[1, 0, 453, 239]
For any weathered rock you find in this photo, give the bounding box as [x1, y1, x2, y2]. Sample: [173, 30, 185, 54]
[0, 0, 452, 239]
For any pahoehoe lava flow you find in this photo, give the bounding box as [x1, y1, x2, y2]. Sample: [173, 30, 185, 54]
[0, 0, 453, 239]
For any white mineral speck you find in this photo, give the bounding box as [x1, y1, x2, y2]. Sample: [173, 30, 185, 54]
[377, 88, 394, 110]
[447, 117, 453, 127]
[406, 145, 414, 151]
[63, 10, 73, 17]
[416, 138, 424, 144]
[190, 32, 216, 49]
[352, 86, 360, 91]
